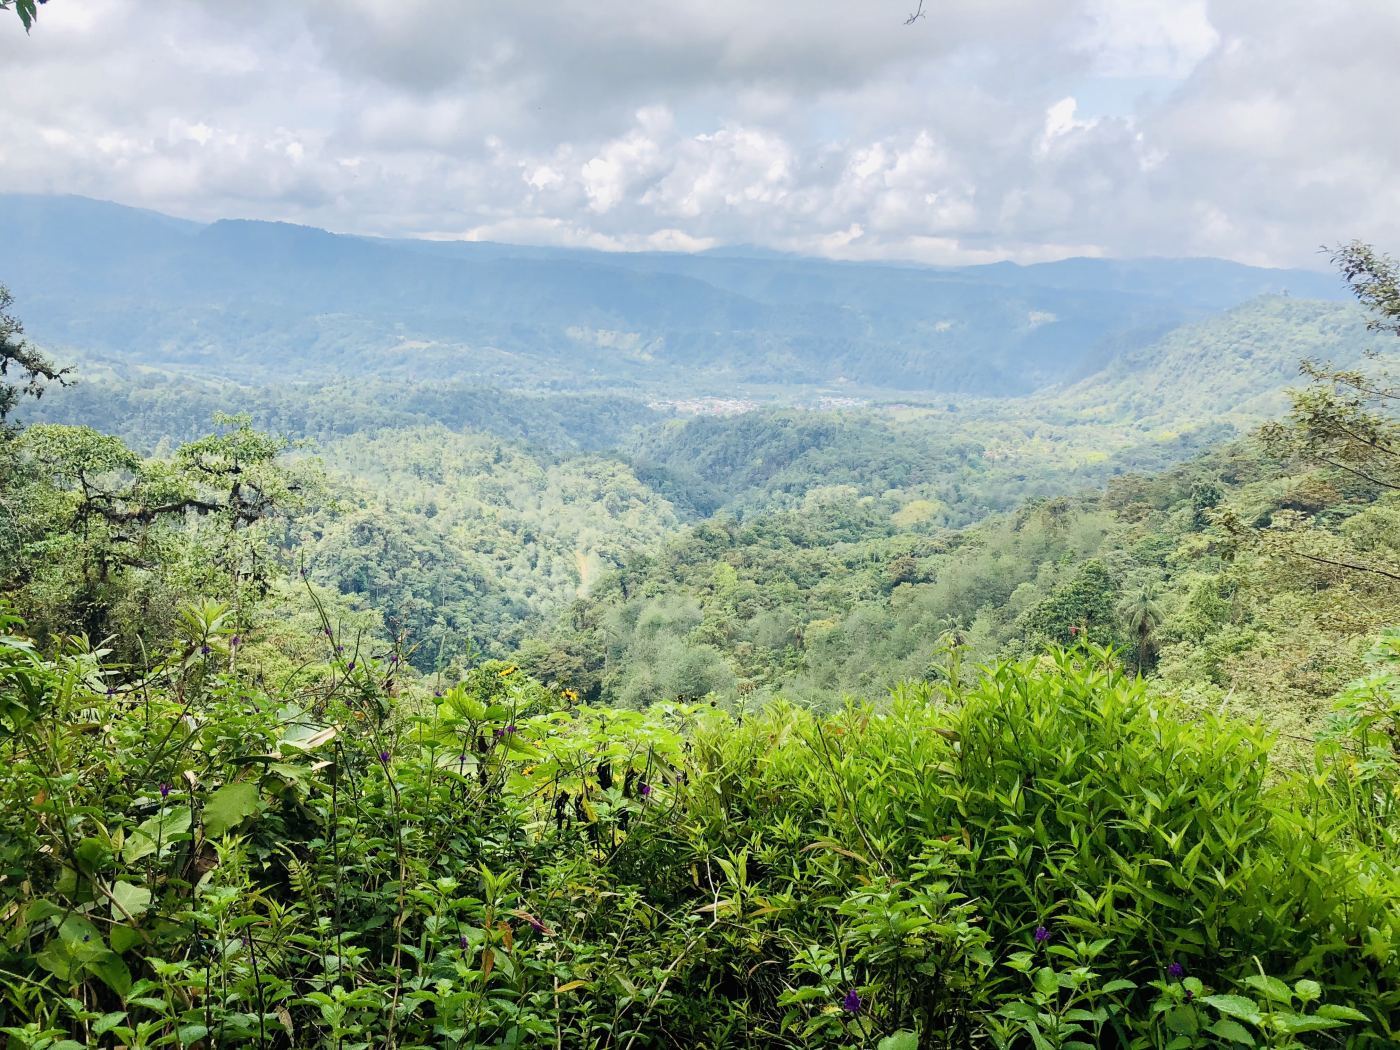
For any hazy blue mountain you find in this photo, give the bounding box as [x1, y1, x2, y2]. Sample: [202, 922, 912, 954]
[0, 193, 1346, 397]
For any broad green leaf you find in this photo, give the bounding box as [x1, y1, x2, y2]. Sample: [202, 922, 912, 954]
[877, 1032, 918, 1050]
[280, 723, 338, 752]
[203, 782, 261, 836]
[1243, 975, 1292, 1004]
[501, 734, 543, 759]
[268, 761, 314, 783]
[997, 1002, 1038, 1021]
[35, 939, 79, 982]
[85, 950, 132, 998]
[1066, 1007, 1108, 1024]
[1269, 1013, 1346, 1035]
[1202, 995, 1262, 1023]
[1315, 1004, 1369, 1022]
[74, 835, 113, 873]
[57, 914, 104, 956]
[1206, 1019, 1256, 1045]
[24, 898, 65, 926]
[111, 924, 142, 954]
[92, 1012, 128, 1036]
[110, 881, 152, 922]
[1164, 1006, 1200, 1036]
[124, 809, 192, 864]
[34, 916, 106, 983]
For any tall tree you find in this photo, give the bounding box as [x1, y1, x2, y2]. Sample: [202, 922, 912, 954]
[1260, 244, 1398, 493]
[1332, 241, 1400, 336]
[1120, 586, 1163, 675]
[1230, 242, 1400, 582]
[0, 285, 67, 434]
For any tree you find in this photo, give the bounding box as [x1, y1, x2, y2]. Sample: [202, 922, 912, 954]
[1236, 242, 1400, 582]
[0, 285, 67, 434]
[1120, 586, 1163, 675]
[5, 415, 297, 646]
[1331, 241, 1400, 336]
[1014, 558, 1123, 652]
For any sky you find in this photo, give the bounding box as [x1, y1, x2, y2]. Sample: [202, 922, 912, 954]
[2, 0, 1398, 268]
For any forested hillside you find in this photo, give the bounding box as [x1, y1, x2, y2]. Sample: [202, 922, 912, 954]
[1, 224, 1398, 1048]
[20, 289, 1384, 666]
[527, 434, 1399, 746]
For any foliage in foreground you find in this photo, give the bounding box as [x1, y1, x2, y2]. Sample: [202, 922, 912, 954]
[1, 609, 1396, 1049]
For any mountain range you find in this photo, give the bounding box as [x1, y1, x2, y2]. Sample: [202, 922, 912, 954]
[0, 193, 1349, 397]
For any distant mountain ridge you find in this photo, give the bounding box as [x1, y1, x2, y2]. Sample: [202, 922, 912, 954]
[0, 193, 1347, 397]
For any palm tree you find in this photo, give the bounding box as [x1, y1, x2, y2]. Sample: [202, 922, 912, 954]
[1121, 586, 1164, 676]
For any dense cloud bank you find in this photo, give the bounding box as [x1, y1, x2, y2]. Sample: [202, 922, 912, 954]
[2, 0, 1396, 266]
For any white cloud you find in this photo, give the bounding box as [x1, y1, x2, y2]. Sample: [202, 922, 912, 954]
[1081, 0, 1219, 78]
[0, 0, 1397, 266]
[1038, 98, 1099, 155]
[644, 125, 794, 218]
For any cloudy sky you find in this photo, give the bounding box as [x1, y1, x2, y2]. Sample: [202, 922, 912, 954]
[3, 0, 1397, 267]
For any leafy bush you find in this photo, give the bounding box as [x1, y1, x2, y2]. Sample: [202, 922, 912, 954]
[0, 608, 1395, 1048]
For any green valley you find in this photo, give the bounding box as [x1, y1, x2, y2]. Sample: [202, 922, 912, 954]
[2, 5, 1399, 1038]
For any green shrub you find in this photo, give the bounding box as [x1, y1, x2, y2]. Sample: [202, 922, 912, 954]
[0, 608, 1395, 1048]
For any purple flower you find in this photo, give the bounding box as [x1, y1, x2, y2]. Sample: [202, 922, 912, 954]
[346, 661, 355, 671]
[389, 653, 400, 664]
[1034, 925, 1050, 944]
[1167, 962, 1184, 980]
[159, 783, 171, 799]
[230, 635, 241, 647]
[200, 644, 212, 655]
[1184, 989, 1195, 1003]
[378, 750, 391, 764]
[639, 782, 652, 797]
[841, 988, 862, 1014]
[459, 934, 469, 949]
